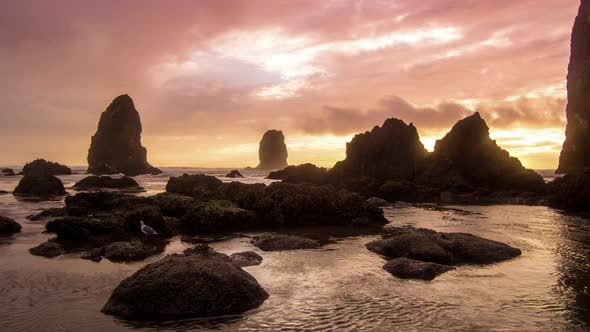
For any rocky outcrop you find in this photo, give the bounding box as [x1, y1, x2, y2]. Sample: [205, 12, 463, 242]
[87, 95, 161, 176]
[418, 113, 545, 192]
[82, 241, 165, 263]
[1, 168, 15, 176]
[547, 170, 590, 212]
[13, 175, 66, 198]
[254, 234, 320, 251]
[557, 1, 590, 174]
[256, 130, 288, 170]
[366, 228, 521, 265]
[366, 197, 389, 207]
[165, 174, 223, 197]
[382, 258, 455, 281]
[29, 242, 65, 258]
[230, 251, 263, 267]
[22, 159, 71, 176]
[73, 176, 142, 191]
[101, 245, 269, 319]
[225, 170, 244, 178]
[179, 200, 258, 234]
[0, 216, 22, 233]
[329, 119, 428, 181]
[267, 163, 328, 184]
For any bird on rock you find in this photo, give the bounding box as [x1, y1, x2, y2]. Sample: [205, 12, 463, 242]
[140, 220, 158, 236]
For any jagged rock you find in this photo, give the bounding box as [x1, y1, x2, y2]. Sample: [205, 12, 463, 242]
[254, 234, 320, 251]
[73, 176, 143, 191]
[382, 258, 455, 280]
[87, 95, 161, 176]
[329, 119, 428, 181]
[1, 168, 15, 176]
[418, 113, 545, 192]
[29, 241, 65, 258]
[225, 170, 244, 178]
[230, 251, 263, 267]
[366, 197, 389, 207]
[557, 1, 590, 174]
[165, 173, 223, 197]
[22, 159, 71, 176]
[101, 245, 269, 319]
[0, 216, 22, 233]
[13, 175, 66, 198]
[267, 163, 328, 184]
[256, 130, 288, 170]
[366, 228, 521, 265]
[547, 170, 590, 212]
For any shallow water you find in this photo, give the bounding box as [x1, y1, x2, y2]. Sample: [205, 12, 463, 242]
[0, 168, 589, 331]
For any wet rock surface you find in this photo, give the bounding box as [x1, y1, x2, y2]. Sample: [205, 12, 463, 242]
[29, 242, 66, 258]
[0, 216, 22, 233]
[87, 95, 161, 176]
[101, 245, 269, 320]
[230, 251, 263, 267]
[82, 241, 165, 262]
[548, 170, 590, 212]
[366, 197, 389, 207]
[73, 176, 142, 191]
[13, 175, 67, 198]
[254, 234, 320, 251]
[383, 257, 455, 281]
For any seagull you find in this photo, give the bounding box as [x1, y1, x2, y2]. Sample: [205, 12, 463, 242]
[140, 220, 158, 236]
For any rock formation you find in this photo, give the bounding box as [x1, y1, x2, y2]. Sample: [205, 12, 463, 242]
[0, 216, 22, 233]
[253, 234, 320, 251]
[73, 176, 142, 191]
[22, 159, 71, 176]
[418, 113, 545, 192]
[1, 168, 15, 176]
[557, 0, 590, 174]
[225, 169, 244, 178]
[13, 175, 67, 198]
[256, 130, 288, 170]
[87, 95, 161, 176]
[329, 118, 428, 181]
[230, 251, 263, 267]
[101, 245, 269, 319]
[382, 258, 455, 281]
[267, 163, 328, 183]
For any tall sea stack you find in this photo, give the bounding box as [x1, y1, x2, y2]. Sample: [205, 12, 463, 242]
[87, 95, 160, 176]
[256, 130, 288, 170]
[557, 0, 590, 174]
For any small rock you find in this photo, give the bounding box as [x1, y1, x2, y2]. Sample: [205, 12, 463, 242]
[383, 258, 455, 280]
[1, 168, 15, 176]
[73, 176, 142, 190]
[22, 159, 71, 176]
[29, 242, 65, 258]
[254, 234, 320, 251]
[366, 197, 389, 207]
[0, 216, 22, 233]
[225, 170, 244, 178]
[230, 251, 263, 267]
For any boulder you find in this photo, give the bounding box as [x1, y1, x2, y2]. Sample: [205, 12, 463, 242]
[27, 208, 65, 221]
[254, 234, 320, 251]
[383, 257, 455, 280]
[165, 173, 223, 197]
[13, 175, 67, 198]
[101, 245, 269, 319]
[329, 118, 428, 181]
[0, 190, 7, 195]
[418, 113, 545, 192]
[73, 176, 142, 191]
[366, 228, 521, 265]
[0, 216, 22, 233]
[557, 0, 590, 174]
[547, 170, 590, 212]
[1, 168, 15, 176]
[230, 251, 263, 267]
[179, 200, 258, 234]
[267, 163, 328, 184]
[256, 130, 288, 170]
[366, 197, 389, 207]
[87, 95, 161, 176]
[225, 170, 244, 178]
[84, 241, 165, 263]
[29, 241, 65, 258]
[22, 159, 71, 176]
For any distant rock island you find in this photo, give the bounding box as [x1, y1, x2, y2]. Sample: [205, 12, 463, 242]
[23, 159, 71, 176]
[87, 95, 161, 176]
[256, 130, 288, 170]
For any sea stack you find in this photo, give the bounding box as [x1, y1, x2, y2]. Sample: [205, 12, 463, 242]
[329, 118, 428, 180]
[87, 95, 161, 176]
[557, 0, 590, 174]
[256, 130, 288, 170]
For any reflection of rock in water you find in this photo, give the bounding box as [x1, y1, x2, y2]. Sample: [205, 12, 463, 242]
[554, 213, 590, 326]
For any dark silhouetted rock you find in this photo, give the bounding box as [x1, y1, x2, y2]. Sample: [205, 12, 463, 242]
[548, 170, 590, 212]
[256, 130, 288, 170]
[101, 245, 269, 319]
[418, 113, 545, 192]
[73, 176, 142, 191]
[383, 258, 455, 280]
[0, 190, 7, 195]
[13, 175, 66, 198]
[85, 241, 165, 263]
[22, 159, 71, 176]
[29, 241, 65, 258]
[180, 200, 258, 233]
[225, 170, 244, 178]
[230, 251, 263, 267]
[378, 180, 439, 203]
[27, 208, 65, 221]
[254, 234, 320, 251]
[366, 228, 521, 265]
[166, 173, 223, 197]
[1, 168, 15, 176]
[557, 1, 590, 174]
[0, 216, 22, 233]
[329, 119, 428, 181]
[366, 197, 389, 207]
[267, 163, 328, 184]
[87, 95, 161, 176]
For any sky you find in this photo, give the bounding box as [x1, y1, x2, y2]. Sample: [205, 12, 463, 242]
[0, 0, 579, 169]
